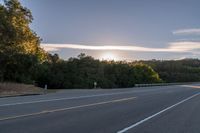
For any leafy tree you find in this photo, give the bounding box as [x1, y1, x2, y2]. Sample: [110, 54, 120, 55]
[132, 63, 161, 83]
[0, 0, 47, 82]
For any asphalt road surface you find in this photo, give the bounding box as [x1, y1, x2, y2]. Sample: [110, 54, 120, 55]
[0, 84, 200, 133]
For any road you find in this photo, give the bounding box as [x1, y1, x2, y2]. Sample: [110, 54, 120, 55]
[0, 84, 200, 133]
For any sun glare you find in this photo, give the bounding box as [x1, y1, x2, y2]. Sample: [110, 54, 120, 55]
[101, 52, 118, 61]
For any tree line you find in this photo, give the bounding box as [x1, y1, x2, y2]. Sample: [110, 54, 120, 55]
[0, 0, 200, 89]
[141, 59, 200, 83]
[35, 53, 161, 89]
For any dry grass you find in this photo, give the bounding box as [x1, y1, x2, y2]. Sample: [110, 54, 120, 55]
[0, 82, 44, 97]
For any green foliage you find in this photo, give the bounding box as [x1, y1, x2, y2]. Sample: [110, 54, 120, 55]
[131, 63, 161, 84]
[0, 0, 47, 82]
[0, 52, 38, 83]
[141, 59, 200, 82]
[35, 54, 162, 89]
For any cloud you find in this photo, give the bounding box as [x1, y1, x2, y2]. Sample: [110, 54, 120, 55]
[168, 41, 200, 52]
[42, 47, 60, 52]
[173, 28, 200, 35]
[41, 41, 200, 54]
[41, 43, 168, 52]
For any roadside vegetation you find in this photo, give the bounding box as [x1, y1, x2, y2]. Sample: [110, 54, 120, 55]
[0, 82, 43, 97]
[141, 59, 200, 83]
[0, 0, 200, 90]
[35, 53, 161, 89]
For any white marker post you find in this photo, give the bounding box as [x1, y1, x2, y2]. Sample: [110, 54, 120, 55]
[44, 84, 47, 94]
[44, 84, 48, 90]
[94, 82, 97, 89]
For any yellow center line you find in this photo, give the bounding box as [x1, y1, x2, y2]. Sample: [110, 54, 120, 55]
[0, 97, 136, 121]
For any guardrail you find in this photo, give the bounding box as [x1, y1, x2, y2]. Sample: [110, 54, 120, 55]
[135, 82, 200, 87]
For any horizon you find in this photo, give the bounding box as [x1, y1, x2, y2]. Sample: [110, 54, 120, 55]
[20, 0, 200, 60]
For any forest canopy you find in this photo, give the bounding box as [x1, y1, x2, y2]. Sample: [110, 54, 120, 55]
[35, 53, 162, 89]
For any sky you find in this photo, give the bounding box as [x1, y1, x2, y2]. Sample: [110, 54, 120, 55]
[18, 0, 200, 60]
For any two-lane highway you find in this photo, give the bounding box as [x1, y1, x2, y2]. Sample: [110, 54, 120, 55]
[0, 84, 200, 133]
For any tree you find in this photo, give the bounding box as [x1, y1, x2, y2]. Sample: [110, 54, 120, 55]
[0, 0, 47, 82]
[141, 59, 200, 82]
[132, 63, 161, 84]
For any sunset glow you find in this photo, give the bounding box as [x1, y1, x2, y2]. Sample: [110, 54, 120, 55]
[100, 52, 118, 61]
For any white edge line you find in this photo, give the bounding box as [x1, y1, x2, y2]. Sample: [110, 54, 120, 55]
[117, 92, 200, 133]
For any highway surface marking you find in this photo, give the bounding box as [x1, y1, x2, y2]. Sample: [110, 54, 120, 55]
[117, 92, 200, 133]
[1, 84, 198, 107]
[0, 96, 136, 121]
[0, 91, 140, 107]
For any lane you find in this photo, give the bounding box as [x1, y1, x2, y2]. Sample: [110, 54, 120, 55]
[0, 84, 199, 133]
[0, 85, 189, 106]
[117, 92, 200, 133]
[0, 97, 136, 121]
[127, 91, 200, 133]
[0, 85, 196, 120]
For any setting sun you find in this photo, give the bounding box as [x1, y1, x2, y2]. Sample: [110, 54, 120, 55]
[101, 52, 118, 61]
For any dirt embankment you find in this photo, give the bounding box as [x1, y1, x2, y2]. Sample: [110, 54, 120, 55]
[0, 83, 44, 97]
